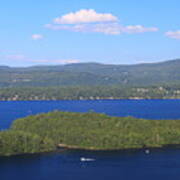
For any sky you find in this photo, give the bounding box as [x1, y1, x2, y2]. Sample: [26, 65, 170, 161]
[0, 0, 180, 67]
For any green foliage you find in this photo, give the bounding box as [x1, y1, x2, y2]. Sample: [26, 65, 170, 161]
[0, 59, 180, 88]
[0, 130, 56, 156]
[1, 111, 180, 156]
[0, 84, 180, 100]
[0, 111, 178, 156]
[0, 59, 180, 100]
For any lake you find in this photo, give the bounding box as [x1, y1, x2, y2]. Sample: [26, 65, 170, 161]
[0, 100, 180, 180]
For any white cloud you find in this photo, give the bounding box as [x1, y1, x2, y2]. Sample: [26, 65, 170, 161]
[46, 9, 158, 35]
[124, 25, 158, 34]
[54, 9, 118, 24]
[5, 54, 80, 64]
[165, 30, 180, 39]
[30, 59, 80, 64]
[46, 23, 158, 35]
[32, 34, 44, 40]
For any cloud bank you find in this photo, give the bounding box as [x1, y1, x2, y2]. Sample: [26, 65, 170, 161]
[46, 9, 158, 35]
[165, 30, 180, 39]
[46, 23, 158, 35]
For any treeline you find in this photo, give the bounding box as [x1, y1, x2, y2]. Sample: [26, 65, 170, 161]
[0, 85, 180, 100]
[0, 130, 55, 156]
[1, 111, 180, 156]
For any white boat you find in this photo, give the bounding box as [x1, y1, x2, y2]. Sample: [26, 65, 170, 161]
[145, 149, 150, 154]
[80, 157, 95, 162]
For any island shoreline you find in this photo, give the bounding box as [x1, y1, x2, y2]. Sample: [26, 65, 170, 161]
[1, 144, 180, 158]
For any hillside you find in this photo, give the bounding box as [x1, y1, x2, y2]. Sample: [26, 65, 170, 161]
[0, 59, 180, 87]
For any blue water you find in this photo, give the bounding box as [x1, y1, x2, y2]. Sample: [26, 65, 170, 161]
[1, 99, 180, 129]
[1, 100, 180, 180]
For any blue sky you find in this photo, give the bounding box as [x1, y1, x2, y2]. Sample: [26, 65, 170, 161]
[0, 0, 180, 66]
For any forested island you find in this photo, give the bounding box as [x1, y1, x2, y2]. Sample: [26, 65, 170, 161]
[1, 111, 180, 156]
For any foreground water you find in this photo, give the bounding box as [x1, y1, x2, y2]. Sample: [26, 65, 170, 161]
[0, 100, 180, 180]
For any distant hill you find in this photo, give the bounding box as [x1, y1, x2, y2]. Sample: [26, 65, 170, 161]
[0, 59, 180, 87]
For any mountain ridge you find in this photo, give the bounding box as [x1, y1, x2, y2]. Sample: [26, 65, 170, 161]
[0, 59, 180, 87]
[1, 58, 180, 68]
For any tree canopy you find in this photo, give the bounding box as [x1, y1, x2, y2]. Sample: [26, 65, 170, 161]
[1, 111, 180, 156]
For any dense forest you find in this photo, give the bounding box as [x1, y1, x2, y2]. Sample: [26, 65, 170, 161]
[1, 111, 180, 156]
[0, 59, 180, 88]
[0, 84, 180, 100]
[0, 59, 180, 100]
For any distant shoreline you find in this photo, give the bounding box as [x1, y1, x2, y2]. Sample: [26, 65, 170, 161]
[0, 97, 180, 101]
